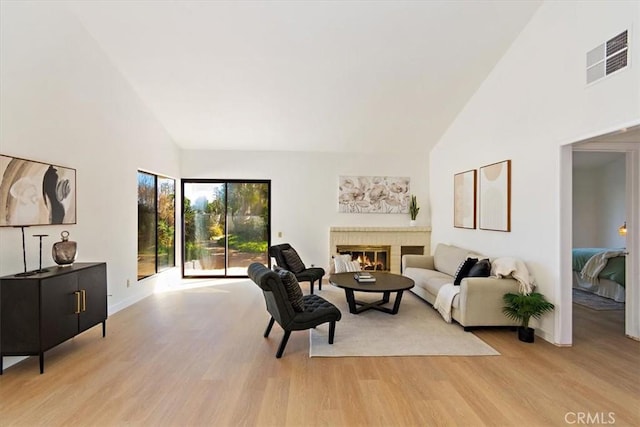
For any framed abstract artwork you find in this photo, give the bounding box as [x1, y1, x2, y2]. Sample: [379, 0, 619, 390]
[453, 169, 476, 229]
[479, 160, 511, 232]
[338, 176, 410, 214]
[0, 154, 77, 226]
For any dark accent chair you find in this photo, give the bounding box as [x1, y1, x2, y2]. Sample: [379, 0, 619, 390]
[248, 263, 341, 358]
[268, 243, 325, 294]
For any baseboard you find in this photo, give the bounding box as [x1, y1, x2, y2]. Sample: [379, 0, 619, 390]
[108, 290, 153, 316]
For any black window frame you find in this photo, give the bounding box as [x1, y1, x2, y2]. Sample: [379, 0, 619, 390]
[181, 178, 271, 279]
[138, 170, 176, 280]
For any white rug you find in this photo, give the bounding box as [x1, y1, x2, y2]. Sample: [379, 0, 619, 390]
[309, 284, 500, 357]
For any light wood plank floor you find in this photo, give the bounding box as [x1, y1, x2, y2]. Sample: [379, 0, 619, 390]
[1, 280, 638, 427]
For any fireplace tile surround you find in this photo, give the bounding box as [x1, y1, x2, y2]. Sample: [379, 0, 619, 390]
[329, 227, 431, 274]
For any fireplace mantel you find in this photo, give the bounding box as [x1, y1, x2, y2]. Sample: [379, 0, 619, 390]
[329, 226, 431, 274]
[330, 226, 431, 232]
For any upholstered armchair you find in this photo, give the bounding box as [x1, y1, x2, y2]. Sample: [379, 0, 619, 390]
[248, 263, 341, 358]
[268, 243, 325, 294]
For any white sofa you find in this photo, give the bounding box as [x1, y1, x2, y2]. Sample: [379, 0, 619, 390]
[402, 243, 521, 330]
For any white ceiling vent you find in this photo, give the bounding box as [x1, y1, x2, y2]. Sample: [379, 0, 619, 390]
[586, 30, 628, 84]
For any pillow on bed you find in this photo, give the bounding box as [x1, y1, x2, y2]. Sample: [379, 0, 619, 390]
[453, 257, 478, 286]
[468, 258, 491, 277]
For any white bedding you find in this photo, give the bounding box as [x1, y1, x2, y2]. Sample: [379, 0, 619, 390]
[572, 271, 625, 302]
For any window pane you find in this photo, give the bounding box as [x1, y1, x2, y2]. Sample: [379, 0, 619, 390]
[183, 180, 270, 278]
[226, 182, 269, 276]
[137, 172, 156, 280]
[183, 182, 226, 276]
[157, 177, 175, 270]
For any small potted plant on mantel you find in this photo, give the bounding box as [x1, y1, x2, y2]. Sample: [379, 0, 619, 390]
[409, 195, 419, 226]
[502, 292, 554, 343]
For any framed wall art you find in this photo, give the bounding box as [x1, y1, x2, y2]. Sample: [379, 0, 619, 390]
[453, 169, 476, 229]
[338, 176, 410, 214]
[479, 159, 511, 232]
[0, 154, 77, 227]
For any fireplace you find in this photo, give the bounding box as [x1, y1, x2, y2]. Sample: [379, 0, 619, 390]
[330, 227, 431, 274]
[336, 245, 391, 271]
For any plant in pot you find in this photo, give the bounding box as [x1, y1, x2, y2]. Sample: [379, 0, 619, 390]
[409, 195, 419, 226]
[502, 292, 554, 343]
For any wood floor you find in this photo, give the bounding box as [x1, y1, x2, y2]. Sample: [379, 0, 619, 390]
[1, 280, 638, 427]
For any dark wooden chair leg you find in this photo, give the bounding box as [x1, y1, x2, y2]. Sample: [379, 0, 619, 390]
[264, 317, 275, 338]
[318, 277, 322, 291]
[328, 321, 336, 344]
[276, 330, 291, 358]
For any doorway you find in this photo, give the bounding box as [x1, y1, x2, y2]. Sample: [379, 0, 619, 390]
[559, 125, 640, 344]
[181, 179, 271, 278]
[571, 151, 627, 336]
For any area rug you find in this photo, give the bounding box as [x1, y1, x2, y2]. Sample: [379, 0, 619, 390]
[309, 284, 499, 357]
[572, 288, 625, 311]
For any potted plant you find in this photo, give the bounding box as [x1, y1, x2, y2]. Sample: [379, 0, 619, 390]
[409, 195, 419, 226]
[502, 292, 554, 343]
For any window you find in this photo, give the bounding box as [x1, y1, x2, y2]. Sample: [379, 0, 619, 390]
[138, 171, 175, 280]
[182, 179, 270, 278]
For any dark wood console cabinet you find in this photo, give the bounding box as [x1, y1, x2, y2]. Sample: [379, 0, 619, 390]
[0, 262, 107, 374]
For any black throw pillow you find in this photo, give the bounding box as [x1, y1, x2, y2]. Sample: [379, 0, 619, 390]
[274, 267, 305, 312]
[281, 248, 306, 273]
[468, 258, 491, 277]
[453, 257, 478, 286]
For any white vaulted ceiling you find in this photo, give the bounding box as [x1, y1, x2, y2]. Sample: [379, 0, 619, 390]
[66, 0, 542, 153]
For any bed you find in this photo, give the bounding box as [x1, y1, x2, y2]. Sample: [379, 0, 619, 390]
[572, 248, 626, 302]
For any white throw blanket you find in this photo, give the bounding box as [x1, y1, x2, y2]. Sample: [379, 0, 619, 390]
[491, 257, 535, 294]
[433, 283, 459, 323]
[580, 250, 626, 285]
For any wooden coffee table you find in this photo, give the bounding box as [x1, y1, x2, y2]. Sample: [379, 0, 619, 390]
[329, 272, 415, 315]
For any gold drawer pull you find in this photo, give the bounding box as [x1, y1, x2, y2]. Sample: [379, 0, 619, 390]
[81, 289, 87, 312]
[74, 291, 81, 314]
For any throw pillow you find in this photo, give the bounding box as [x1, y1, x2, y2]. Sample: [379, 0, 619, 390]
[281, 248, 306, 273]
[468, 258, 491, 277]
[453, 257, 478, 286]
[274, 267, 305, 312]
[334, 254, 361, 273]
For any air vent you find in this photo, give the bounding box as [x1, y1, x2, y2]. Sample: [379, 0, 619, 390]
[586, 30, 629, 84]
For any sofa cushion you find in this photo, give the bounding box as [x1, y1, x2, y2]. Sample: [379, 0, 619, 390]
[433, 244, 470, 277]
[468, 258, 491, 277]
[453, 257, 478, 286]
[404, 267, 453, 297]
[274, 266, 305, 312]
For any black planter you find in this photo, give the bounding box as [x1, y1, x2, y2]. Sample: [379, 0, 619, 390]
[518, 326, 535, 343]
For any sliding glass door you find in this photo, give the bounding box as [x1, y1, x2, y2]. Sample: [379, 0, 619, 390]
[182, 179, 270, 278]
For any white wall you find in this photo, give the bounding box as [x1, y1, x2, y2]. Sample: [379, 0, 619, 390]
[599, 156, 628, 248]
[0, 2, 181, 321]
[181, 149, 430, 270]
[573, 156, 627, 248]
[572, 168, 600, 247]
[430, 1, 640, 343]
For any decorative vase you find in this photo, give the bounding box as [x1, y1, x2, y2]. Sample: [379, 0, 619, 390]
[52, 230, 77, 266]
[518, 326, 535, 343]
[409, 220, 417, 227]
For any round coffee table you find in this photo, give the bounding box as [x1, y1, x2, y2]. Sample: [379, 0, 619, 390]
[329, 272, 415, 315]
